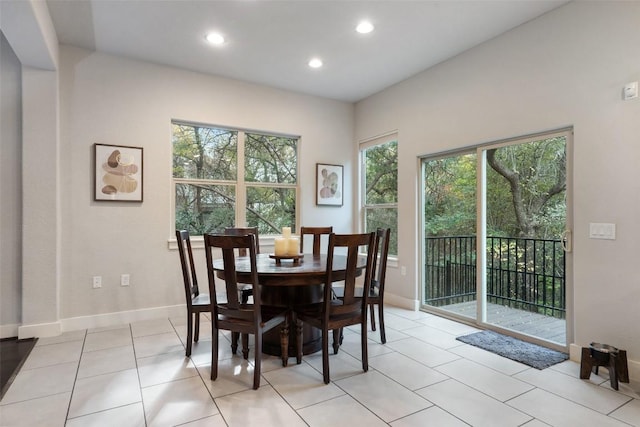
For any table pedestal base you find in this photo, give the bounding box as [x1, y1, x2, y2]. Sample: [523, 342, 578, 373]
[263, 325, 322, 356]
[260, 285, 323, 357]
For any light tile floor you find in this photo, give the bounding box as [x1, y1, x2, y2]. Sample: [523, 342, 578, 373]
[1, 306, 639, 426]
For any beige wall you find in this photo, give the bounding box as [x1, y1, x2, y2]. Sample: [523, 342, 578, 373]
[0, 31, 22, 335]
[355, 1, 640, 375]
[57, 46, 355, 321]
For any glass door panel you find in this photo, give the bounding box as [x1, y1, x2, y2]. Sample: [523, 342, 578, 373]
[482, 135, 567, 345]
[422, 153, 477, 319]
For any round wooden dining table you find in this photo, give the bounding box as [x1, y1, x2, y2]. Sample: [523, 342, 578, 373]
[212, 252, 366, 356]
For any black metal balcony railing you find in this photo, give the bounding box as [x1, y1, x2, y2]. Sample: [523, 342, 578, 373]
[425, 236, 566, 319]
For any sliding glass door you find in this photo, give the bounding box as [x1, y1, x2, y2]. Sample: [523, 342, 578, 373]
[421, 130, 571, 348]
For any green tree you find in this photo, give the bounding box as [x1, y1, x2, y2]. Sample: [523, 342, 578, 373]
[424, 137, 566, 239]
[486, 137, 566, 238]
[173, 124, 298, 235]
[173, 125, 237, 234]
[363, 141, 398, 254]
[424, 154, 476, 236]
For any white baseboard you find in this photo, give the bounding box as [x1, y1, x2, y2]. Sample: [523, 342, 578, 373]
[570, 343, 639, 382]
[7, 305, 187, 339]
[61, 304, 186, 332]
[1, 323, 19, 339]
[385, 293, 419, 311]
[18, 321, 62, 339]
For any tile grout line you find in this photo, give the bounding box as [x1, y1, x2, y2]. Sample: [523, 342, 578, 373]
[63, 329, 88, 423]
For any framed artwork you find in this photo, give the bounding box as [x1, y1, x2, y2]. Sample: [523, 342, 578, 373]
[94, 143, 143, 202]
[316, 163, 343, 206]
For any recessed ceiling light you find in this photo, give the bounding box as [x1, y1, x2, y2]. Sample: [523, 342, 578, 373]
[356, 21, 374, 34]
[308, 58, 323, 69]
[205, 32, 225, 45]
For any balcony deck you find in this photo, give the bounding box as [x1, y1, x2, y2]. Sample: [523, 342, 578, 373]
[439, 300, 566, 345]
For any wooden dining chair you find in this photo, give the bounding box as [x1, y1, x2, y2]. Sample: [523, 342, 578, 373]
[365, 228, 390, 343]
[175, 230, 211, 357]
[224, 227, 259, 354]
[294, 232, 376, 384]
[295, 226, 333, 363]
[333, 228, 391, 344]
[204, 233, 289, 390]
[299, 226, 333, 254]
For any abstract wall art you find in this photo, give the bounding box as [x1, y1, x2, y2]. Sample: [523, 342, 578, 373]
[94, 143, 143, 202]
[316, 163, 343, 206]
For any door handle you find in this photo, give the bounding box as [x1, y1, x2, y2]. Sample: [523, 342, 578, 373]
[562, 229, 572, 253]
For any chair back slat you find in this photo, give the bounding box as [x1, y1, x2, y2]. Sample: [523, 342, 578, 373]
[300, 226, 333, 255]
[221, 246, 241, 309]
[224, 227, 260, 257]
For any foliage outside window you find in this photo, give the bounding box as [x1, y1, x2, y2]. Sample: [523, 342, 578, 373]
[173, 122, 298, 236]
[423, 136, 566, 240]
[361, 139, 398, 255]
[421, 134, 567, 317]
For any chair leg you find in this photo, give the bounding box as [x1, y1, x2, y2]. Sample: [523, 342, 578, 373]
[322, 327, 330, 384]
[280, 322, 289, 367]
[231, 332, 239, 354]
[369, 303, 376, 331]
[332, 329, 341, 354]
[242, 334, 249, 360]
[211, 329, 219, 380]
[194, 312, 200, 342]
[361, 321, 369, 373]
[378, 303, 386, 344]
[253, 332, 261, 390]
[296, 318, 303, 365]
[186, 312, 193, 357]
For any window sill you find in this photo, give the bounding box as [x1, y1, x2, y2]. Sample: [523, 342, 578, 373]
[168, 237, 398, 269]
[168, 235, 279, 251]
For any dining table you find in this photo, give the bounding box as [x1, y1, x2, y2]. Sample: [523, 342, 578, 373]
[212, 252, 366, 356]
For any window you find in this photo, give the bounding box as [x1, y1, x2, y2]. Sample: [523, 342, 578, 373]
[361, 136, 398, 255]
[173, 122, 298, 236]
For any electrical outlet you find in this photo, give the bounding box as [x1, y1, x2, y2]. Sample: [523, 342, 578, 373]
[400, 266, 407, 276]
[92, 276, 102, 289]
[121, 274, 130, 286]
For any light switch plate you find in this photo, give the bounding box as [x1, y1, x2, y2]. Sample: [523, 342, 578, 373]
[589, 223, 616, 240]
[623, 81, 638, 100]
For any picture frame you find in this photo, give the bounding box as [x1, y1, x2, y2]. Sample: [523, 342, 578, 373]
[94, 143, 143, 202]
[316, 163, 343, 206]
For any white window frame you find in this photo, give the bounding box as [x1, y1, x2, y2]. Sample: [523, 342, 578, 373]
[359, 132, 398, 264]
[169, 120, 299, 248]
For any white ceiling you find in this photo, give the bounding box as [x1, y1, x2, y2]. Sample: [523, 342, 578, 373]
[45, 0, 568, 102]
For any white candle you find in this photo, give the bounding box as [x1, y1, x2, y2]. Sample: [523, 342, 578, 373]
[287, 237, 299, 255]
[274, 237, 287, 256]
[282, 227, 291, 239]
